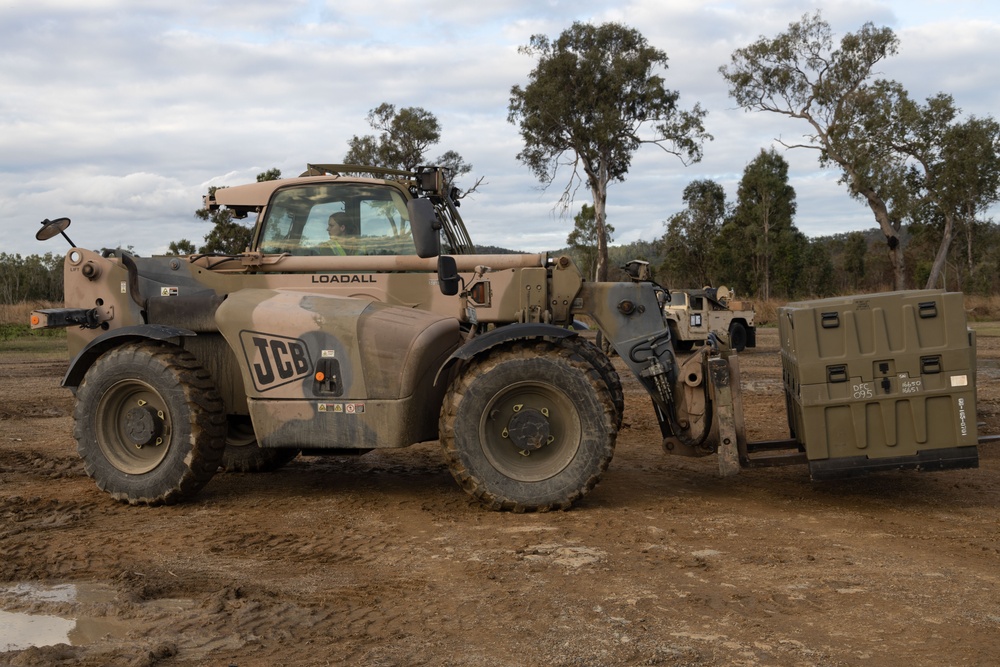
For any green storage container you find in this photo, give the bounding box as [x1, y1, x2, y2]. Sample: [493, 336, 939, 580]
[779, 290, 978, 479]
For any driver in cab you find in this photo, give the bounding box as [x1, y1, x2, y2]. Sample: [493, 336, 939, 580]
[325, 212, 350, 255]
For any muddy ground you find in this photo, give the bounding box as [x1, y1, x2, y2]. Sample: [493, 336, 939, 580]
[1, 328, 999, 667]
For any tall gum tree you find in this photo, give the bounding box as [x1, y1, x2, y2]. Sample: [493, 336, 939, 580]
[344, 103, 483, 196]
[729, 148, 798, 300]
[508, 21, 710, 282]
[660, 179, 726, 288]
[720, 12, 908, 288]
[937, 116, 1000, 287]
[831, 78, 1000, 289]
[567, 203, 615, 282]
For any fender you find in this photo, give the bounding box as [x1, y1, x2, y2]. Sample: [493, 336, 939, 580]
[62, 324, 196, 388]
[435, 323, 578, 385]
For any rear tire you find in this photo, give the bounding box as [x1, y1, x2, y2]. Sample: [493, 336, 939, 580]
[595, 330, 615, 356]
[220, 416, 299, 473]
[564, 335, 624, 429]
[729, 322, 748, 352]
[74, 341, 227, 505]
[439, 341, 617, 511]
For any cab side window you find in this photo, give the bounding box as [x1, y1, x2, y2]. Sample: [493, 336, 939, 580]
[257, 183, 415, 256]
[357, 197, 413, 256]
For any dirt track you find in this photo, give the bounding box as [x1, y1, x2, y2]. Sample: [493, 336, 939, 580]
[1, 328, 999, 666]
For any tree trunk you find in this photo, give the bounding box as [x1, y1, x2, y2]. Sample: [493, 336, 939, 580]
[591, 171, 610, 283]
[762, 206, 770, 301]
[925, 211, 956, 289]
[860, 188, 905, 289]
[965, 214, 975, 283]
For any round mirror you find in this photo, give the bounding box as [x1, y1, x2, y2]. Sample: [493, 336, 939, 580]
[36, 217, 72, 241]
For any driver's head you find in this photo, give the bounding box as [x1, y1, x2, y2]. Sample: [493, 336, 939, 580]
[328, 212, 348, 237]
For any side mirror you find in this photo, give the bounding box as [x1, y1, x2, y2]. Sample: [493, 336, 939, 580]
[36, 217, 77, 247]
[437, 255, 460, 296]
[408, 198, 441, 259]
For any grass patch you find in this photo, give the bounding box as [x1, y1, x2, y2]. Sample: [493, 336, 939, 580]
[0, 322, 66, 342]
[0, 324, 67, 356]
[969, 322, 1000, 338]
[0, 333, 68, 356]
[0, 302, 69, 354]
[963, 295, 1000, 322]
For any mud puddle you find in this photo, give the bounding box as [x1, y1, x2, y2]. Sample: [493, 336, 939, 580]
[0, 582, 128, 652]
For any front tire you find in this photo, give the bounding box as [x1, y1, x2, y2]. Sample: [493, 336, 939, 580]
[74, 341, 227, 505]
[440, 341, 617, 511]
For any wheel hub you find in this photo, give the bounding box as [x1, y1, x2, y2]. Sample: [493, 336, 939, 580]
[506, 407, 551, 452]
[124, 404, 163, 448]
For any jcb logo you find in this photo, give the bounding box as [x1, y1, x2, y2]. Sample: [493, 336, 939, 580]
[239, 331, 312, 392]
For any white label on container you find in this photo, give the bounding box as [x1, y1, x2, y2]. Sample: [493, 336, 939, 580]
[951, 375, 969, 388]
[958, 397, 968, 436]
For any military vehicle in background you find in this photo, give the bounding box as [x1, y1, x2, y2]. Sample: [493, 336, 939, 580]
[30, 164, 983, 511]
[614, 261, 754, 353]
[664, 285, 756, 352]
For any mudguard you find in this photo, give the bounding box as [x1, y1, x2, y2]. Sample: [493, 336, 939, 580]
[61, 324, 196, 388]
[434, 323, 578, 385]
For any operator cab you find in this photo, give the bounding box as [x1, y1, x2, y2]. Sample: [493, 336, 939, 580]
[257, 182, 418, 257]
[205, 165, 471, 260]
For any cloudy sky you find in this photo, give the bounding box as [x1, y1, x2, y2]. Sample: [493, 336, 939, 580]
[2, 0, 999, 258]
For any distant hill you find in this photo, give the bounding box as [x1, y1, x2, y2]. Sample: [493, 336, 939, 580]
[473, 245, 527, 255]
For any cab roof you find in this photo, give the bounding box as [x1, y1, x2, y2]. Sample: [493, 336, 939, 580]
[207, 174, 405, 218]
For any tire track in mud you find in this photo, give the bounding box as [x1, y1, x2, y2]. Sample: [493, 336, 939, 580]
[0, 496, 100, 580]
[0, 360, 67, 379]
[208, 526, 404, 567]
[101, 554, 440, 664]
[0, 448, 83, 480]
[149, 505, 596, 664]
[0, 360, 71, 419]
[0, 403, 71, 420]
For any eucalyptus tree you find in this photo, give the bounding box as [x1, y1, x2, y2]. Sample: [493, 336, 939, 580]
[724, 149, 800, 300]
[720, 12, 907, 287]
[660, 179, 726, 287]
[842, 80, 1000, 288]
[916, 114, 1000, 288]
[344, 103, 481, 195]
[567, 203, 615, 282]
[509, 21, 710, 281]
[842, 231, 867, 291]
[192, 169, 282, 255]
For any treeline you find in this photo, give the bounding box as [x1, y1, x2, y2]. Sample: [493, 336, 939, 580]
[0, 252, 64, 304]
[560, 222, 1000, 301]
[560, 147, 1000, 301]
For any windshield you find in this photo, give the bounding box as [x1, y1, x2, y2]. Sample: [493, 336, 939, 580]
[257, 183, 416, 256]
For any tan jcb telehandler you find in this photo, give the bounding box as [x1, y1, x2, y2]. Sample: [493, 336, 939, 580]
[31, 165, 984, 510]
